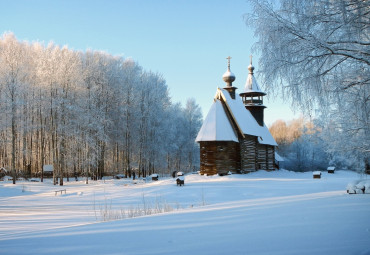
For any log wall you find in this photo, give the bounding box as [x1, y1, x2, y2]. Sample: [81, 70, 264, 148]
[199, 140, 275, 175]
[267, 146, 275, 171]
[256, 144, 275, 171]
[240, 135, 257, 173]
[257, 143, 267, 170]
[199, 141, 241, 176]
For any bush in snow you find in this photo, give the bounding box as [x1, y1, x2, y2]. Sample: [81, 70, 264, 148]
[347, 180, 370, 194]
[347, 181, 360, 194]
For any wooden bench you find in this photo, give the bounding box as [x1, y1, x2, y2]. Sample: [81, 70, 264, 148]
[55, 189, 66, 196]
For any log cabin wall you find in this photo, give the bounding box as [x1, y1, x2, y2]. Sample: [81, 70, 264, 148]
[199, 141, 241, 176]
[267, 146, 275, 171]
[254, 144, 275, 171]
[240, 135, 257, 173]
[256, 143, 267, 170]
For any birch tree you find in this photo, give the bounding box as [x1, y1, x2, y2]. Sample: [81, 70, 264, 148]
[0, 33, 203, 181]
[183, 98, 202, 171]
[246, 0, 370, 172]
[0, 33, 29, 184]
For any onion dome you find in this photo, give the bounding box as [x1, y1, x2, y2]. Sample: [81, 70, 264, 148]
[248, 62, 254, 74]
[222, 56, 235, 87]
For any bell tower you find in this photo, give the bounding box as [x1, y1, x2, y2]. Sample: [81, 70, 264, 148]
[239, 56, 266, 126]
[222, 56, 238, 99]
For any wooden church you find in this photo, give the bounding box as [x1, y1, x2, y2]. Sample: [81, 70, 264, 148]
[195, 57, 277, 175]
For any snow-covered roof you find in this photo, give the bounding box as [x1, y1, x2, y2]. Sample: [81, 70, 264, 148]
[195, 99, 239, 142]
[43, 165, 53, 172]
[275, 152, 284, 162]
[215, 88, 277, 146]
[327, 166, 335, 170]
[243, 71, 266, 95]
[257, 124, 278, 146]
[240, 64, 266, 95]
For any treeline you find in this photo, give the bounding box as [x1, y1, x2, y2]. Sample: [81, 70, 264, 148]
[270, 118, 328, 172]
[270, 117, 367, 172]
[0, 32, 202, 184]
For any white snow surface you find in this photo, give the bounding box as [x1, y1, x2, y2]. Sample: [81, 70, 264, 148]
[1, 170, 370, 255]
[195, 99, 238, 142]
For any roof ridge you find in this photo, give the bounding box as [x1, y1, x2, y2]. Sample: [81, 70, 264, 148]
[216, 88, 245, 139]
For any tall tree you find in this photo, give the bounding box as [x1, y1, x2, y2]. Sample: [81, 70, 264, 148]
[0, 33, 29, 184]
[246, 0, 370, 172]
[0, 32, 203, 182]
[184, 98, 202, 171]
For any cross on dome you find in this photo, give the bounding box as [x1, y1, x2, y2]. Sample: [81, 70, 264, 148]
[222, 56, 236, 87]
[248, 55, 255, 74]
[226, 56, 232, 70]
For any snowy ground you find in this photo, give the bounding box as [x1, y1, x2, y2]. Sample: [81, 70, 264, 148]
[1, 170, 370, 255]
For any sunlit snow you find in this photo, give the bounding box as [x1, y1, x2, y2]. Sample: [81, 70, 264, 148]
[0, 170, 369, 255]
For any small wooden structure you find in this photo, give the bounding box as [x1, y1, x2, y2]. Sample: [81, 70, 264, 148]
[151, 174, 158, 181]
[313, 171, 321, 179]
[327, 166, 335, 174]
[0, 167, 8, 178]
[43, 165, 53, 177]
[176, 176, 185, 186]
[175, 172, 185, 186]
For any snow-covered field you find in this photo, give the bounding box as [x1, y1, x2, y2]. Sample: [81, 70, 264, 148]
[1, 170, 370, 255]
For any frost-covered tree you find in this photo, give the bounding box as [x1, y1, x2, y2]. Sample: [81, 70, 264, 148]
[0, 32, 202, 183]
[183, 98, 202, 171]
[246, 0, 370, 172]
[270, 118, 328, 171]
[0, 33, 30, 183]
[81, 50, 119, 182]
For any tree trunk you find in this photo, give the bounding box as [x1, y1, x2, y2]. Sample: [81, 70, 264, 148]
[11, 93, 17, 185]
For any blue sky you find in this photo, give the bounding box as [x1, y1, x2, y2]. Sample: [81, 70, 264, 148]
[0, 0, 297, 125]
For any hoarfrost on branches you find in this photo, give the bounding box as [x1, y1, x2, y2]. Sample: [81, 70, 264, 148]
[0, 32, 203, 183]
[246, 0, 370, 172]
